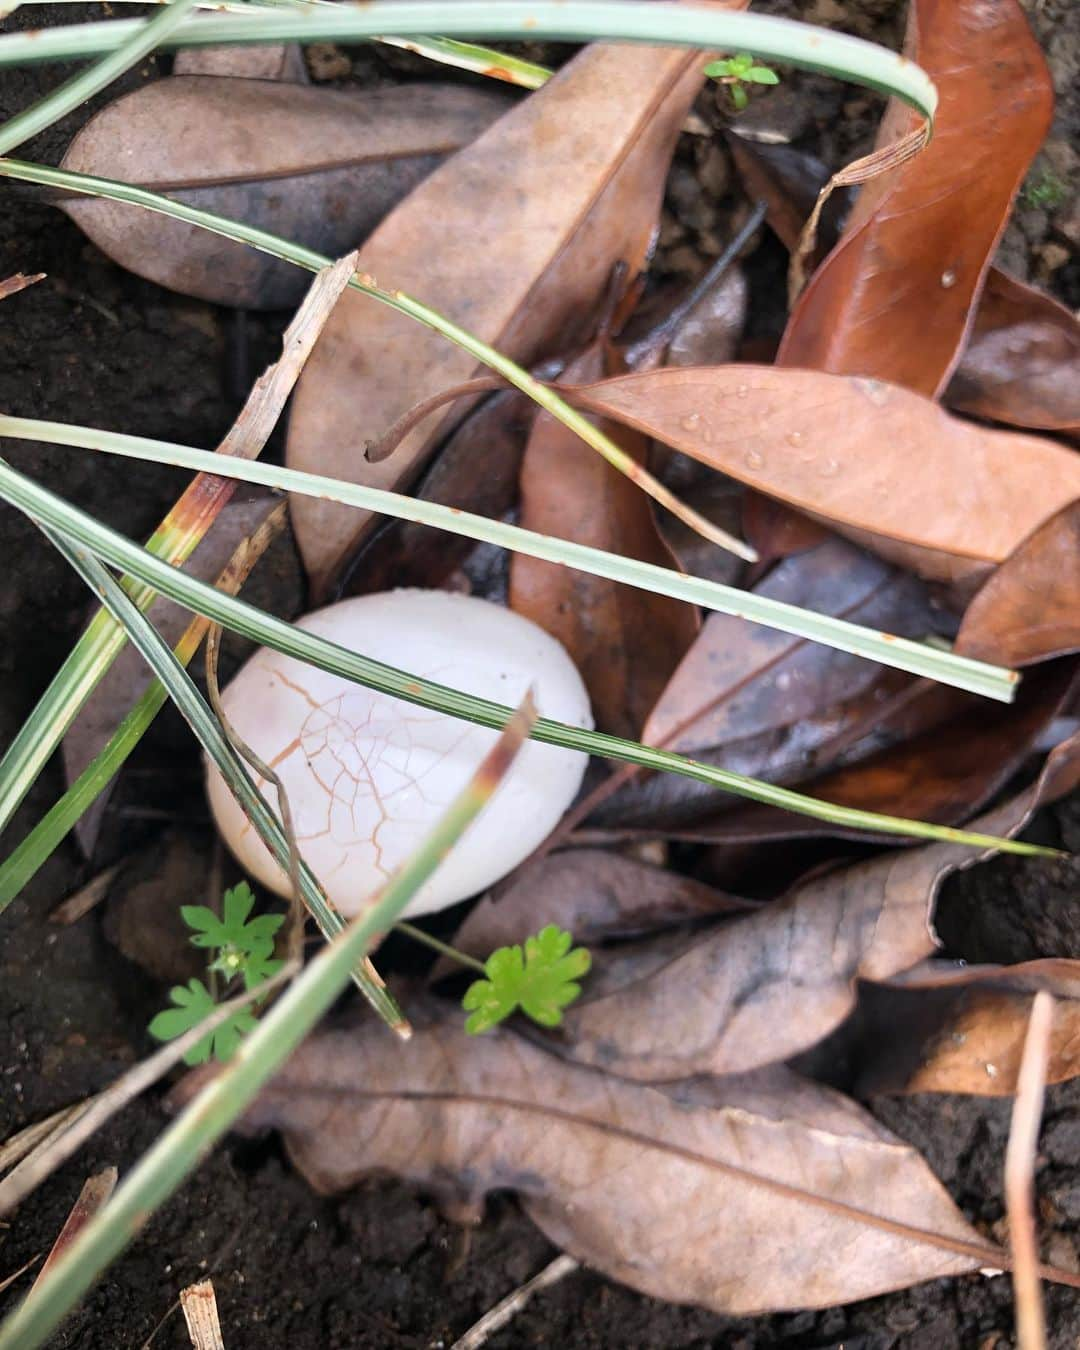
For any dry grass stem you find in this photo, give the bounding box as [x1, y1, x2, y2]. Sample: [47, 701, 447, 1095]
[450, 1254, 579, 1349]
[180, 1279, 225, 1350]
[1005, 989, 1055, 1350]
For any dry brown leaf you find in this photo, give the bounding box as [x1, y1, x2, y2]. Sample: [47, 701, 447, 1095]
[286, 33, 724, 598]
[856, 959, 1080, 1097]
[565, 365, 1080, 582]
[946, 269, 1080, 435]
[955, 503, 1080, 669]
[441, 848, 754, 978]
[60, 77, 508, 309]
[559, 735, 1079, 1084]
[219, 1010, 989, 1314]
[643, 535, 932, 758]
[511, 338, 699, 738]
[777, 0, 1053, 398]
[647, 661, 1075, 846]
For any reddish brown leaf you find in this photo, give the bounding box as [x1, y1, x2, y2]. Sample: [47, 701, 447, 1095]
[956, 503, 1080, 668]
[777, 0, 1053, 398]
[566, 365, 1080, 582]
[61, 78, 509, 309]
[856, 959, 1080, 1097]
[946, 269, 1080, 435]
[286, 35, 722, 598]
[220, 1010, 986, 1313]
[559, 738, 1078, 1084]
[511, 339, 699, 738]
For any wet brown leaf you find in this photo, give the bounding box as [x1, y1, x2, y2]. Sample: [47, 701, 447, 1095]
[224, 1010, 986, 1313]
[946, 269, 1080, 435]
[565, 365, 1080, 583]
[654, 661, 1075, 847]
[855, 958, 1080, 1097]
[60, 77, 509, 309]
[442, 848, 754, 976]
[559, 741, 1078, 1084]
[286, 35, 720, 598]
[643, 536, 933, 758]
[777, 0, 1053, 398]
[955, 503, 1080, 669]
[511, 339, 699, 738]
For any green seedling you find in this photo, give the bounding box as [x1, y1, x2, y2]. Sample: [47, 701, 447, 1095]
[149, 881, 284, 1063]
[1022, 169, 1068, 211]
[462, 924, 591, 1035]
[705, 52, 780, 110]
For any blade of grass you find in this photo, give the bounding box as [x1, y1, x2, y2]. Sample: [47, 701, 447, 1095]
[22, 0, 555, 88]
[0, 457, 1055, 859]
[0, 504, 288, 907]
[0, 255, 353, 840]
[0, 4, 938, 121]
[0, 690, 538, 1350]
[0, 412, 1019, 702]
[31, 527, 408, 1033]
[0, 0, 199, 156]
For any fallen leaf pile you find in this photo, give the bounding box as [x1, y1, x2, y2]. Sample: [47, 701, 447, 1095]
[66, 0, 1080, 1322]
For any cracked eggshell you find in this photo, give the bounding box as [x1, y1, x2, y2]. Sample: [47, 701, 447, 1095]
[206, 589, 592, 918]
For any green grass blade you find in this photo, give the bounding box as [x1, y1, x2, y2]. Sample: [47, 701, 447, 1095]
[0, 457, 1054, 859]
[0, 0, 199, 155]
[0, 3, 938, 120]
[0, 694, 535, 1350]
[30, 526, 408, 1032]
[0, 674, 169, 906]
[0, 412, 1018, 702]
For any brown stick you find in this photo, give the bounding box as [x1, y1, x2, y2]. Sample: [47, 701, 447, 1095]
[1005, 990, 1055, 1350]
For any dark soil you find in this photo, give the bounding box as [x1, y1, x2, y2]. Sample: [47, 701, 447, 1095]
[1, 2, 1079, 1347]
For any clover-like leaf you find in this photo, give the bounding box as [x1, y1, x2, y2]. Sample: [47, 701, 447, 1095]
[462, 925, 591, 1035]
[181, 881, 284, 954]
[148, 976, 259, 1065]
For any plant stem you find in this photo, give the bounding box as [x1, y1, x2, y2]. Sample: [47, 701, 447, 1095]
[395, 920, 488, 975]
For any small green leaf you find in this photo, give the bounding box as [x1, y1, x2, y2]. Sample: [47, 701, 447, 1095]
[148, 976, 260, 1064]
[747, 65, 780, 84]
[703, 57, 737, 79]
[730, 84, 749, 110]
[462, 925, 591, 1035]
[181, 883, 284, 955]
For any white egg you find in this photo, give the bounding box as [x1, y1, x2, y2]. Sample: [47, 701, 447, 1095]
[206, 589, 592, 918]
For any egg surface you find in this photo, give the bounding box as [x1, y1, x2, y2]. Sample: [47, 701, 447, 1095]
[206, 589, 592, 917]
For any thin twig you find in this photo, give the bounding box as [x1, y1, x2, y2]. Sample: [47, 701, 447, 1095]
[0, 1101, 92, 1176]
[49, 863, 121, 925]
[0, 1255, 40, 1297]
[205, 623, 305, 968]
[0, 967, 295, 1218]
[1005, 990, 1055, 1350]
[450, 1255, 579, 1350]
